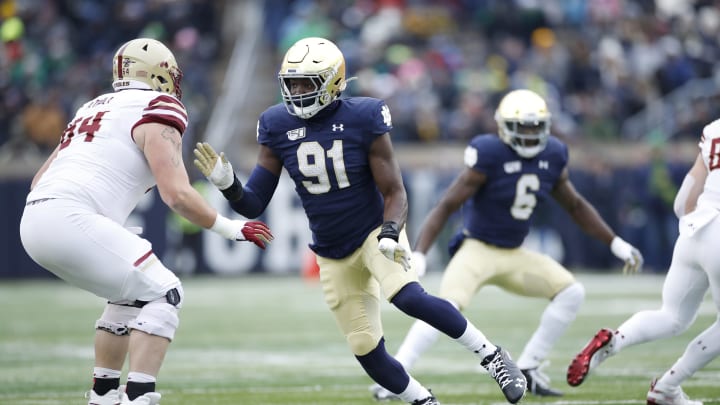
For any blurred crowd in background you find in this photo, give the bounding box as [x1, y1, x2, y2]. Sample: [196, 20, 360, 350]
[2, 0, 719, 272]
[0, 0, 221, 156]
[3, 0, 720, 151]
[264, 0, 720, 143]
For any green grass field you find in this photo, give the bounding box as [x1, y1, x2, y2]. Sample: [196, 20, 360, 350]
[1, 272, 718, 405]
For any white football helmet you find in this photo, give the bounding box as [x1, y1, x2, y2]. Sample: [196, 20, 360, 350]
[112, 38, 183, 99]
[278, 37, 347, 119]
[495, 89, 551, 158]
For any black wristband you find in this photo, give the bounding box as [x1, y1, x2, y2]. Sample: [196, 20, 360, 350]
[221, 175, 244, 202]
[377, 221, 400, 242]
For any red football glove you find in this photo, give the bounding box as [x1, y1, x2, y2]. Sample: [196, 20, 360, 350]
[240, 220, 274, 249]
[211, 215, 274, 249]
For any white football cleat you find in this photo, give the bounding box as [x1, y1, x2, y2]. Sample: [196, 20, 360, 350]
[647, 379, 702, 405]
[86, 385, 123, 405]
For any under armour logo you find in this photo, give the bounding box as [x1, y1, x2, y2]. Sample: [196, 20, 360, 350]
[332, 123, 344, 132]
[539, 160, 549, 169]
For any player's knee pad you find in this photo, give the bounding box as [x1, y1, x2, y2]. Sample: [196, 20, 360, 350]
[550, 282, 585, 316]
[347, 330, 381, 356]
[96, 303, 142, 336]
[128, 286, 183, 340]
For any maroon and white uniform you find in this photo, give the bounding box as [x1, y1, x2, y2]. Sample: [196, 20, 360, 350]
[607, 121, 720, 391]
[20, 89, 187, 304]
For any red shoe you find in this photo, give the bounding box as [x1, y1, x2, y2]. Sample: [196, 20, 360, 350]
[567, 328, 614, 386]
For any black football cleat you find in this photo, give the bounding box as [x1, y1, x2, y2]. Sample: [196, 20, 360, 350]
[481, 347, 527, 404]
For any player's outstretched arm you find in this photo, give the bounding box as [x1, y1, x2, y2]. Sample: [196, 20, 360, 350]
[552, 167, 642, 273]
[408, 166, 486, 277]
[137, 124, 273, 249]
[414, 167, 485, 254]
[193, 142, 236, 190]
[193, 142, 281, 218]
[193, 141, 249, 203]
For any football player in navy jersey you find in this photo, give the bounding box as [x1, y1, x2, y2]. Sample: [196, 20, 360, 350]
[193, 37, 527, 405]
[369, 89, 644, 399]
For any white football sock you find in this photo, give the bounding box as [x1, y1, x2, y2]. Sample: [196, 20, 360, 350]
[517, 282, 584, 369]
[395, 320, 441, 369]
[94, 367, 122, 379]
[657, 319, 720, 388]
[397, 377, 432, 403]
[455, 322, 496, 360]
[127, 371, 156, 383]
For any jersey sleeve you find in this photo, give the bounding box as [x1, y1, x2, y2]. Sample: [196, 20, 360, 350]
[369, 100, 393, 135]
[557, 139, 570, 169]
[464, 136, 495, 174]
[132, 94, 188, 135]
[257, 112, 270, 146]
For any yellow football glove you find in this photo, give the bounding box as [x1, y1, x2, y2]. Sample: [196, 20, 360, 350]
[193, 142, 234, 190]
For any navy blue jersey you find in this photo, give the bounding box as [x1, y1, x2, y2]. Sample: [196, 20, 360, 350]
[461, 134, 568, 248]
[257, 97, 393, 258]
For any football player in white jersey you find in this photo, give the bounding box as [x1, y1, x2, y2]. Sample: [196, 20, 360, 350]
[567, 124, 720, 405]
[19, 38, 273, 405]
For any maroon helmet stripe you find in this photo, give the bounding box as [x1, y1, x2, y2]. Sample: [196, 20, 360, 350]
[115, 42, 132, 79]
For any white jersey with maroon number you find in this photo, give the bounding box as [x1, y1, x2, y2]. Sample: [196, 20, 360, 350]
[613, 120, 720, 375]
[698, 118, 720, 211]
[675, 120, 720, 237]
[27, 89, 188, 224]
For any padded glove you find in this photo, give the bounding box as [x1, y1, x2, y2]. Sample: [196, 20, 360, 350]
[378, 238, 410, 271]
[610, 236, 643, 275]
[377, 221, 410, 271]
[211, 214, 274, 249]
[193, 142, 235, 190]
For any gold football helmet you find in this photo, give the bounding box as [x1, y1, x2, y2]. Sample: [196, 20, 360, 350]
[112, 38, 183, 99]
[278, 37, 347, 119]
[495, 89, 551, 158]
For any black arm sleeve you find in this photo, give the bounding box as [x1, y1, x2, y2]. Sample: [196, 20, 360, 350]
[227, 165, 280, 219]
[221, 176, 244, 201]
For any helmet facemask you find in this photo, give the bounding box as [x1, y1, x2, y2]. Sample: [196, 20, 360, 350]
[153, 61, 183, 100]
[495, 89, 552, 158]
[279, 70, 339, 119]
[500, 119, 550, 158]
